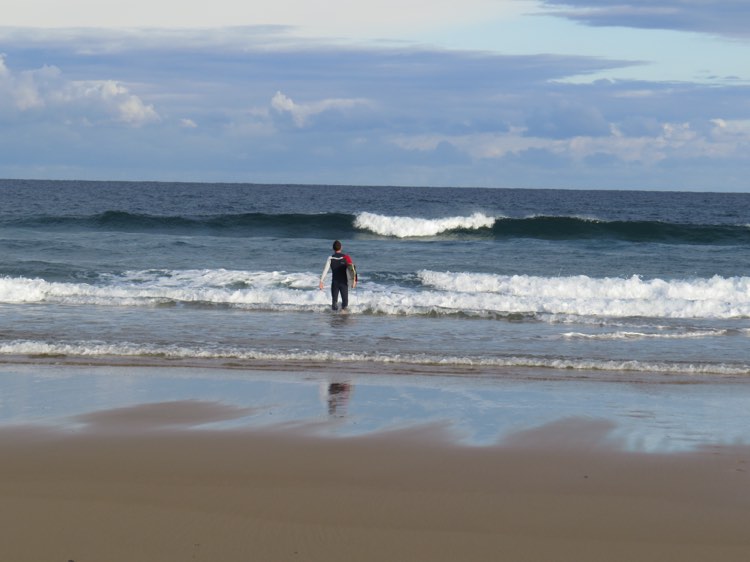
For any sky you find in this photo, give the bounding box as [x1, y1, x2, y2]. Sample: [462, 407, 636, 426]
[1, 0, 749, 191]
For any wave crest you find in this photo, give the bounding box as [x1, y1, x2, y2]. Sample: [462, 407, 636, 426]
[354, 212, 496, 237]
[8, 210, 749, 244]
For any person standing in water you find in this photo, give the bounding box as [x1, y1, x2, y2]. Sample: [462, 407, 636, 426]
[319, 240, 356, 311]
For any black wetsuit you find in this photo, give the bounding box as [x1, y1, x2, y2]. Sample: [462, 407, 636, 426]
[328, 252, 349, 310]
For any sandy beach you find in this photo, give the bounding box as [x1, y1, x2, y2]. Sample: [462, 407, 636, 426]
[1, 396, 749, 562]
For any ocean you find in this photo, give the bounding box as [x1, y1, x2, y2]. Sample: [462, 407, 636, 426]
[1, 179, 749, 381]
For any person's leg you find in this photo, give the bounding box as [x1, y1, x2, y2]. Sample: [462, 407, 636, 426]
[330, 283, 340, 310]
[340, 283, 349, 309]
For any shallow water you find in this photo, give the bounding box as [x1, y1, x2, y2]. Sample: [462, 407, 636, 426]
[1, 363, 747, 453]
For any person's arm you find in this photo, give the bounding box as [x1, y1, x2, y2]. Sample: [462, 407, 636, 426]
[319, 257, 331, 289]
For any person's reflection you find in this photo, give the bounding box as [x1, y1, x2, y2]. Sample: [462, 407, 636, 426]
[325, 381, 353, 418]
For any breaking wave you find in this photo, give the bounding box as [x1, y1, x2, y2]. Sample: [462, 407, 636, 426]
[353, 212, 496, 237]
[2, 269, 750, 320]
[8, 211, 749, 244]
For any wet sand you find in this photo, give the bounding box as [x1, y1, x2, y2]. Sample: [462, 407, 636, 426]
[1, 401, 749, 562]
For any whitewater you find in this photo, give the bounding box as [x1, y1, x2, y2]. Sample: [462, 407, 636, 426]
[2, 269, 750, 320]
[353, 211, 496, 237]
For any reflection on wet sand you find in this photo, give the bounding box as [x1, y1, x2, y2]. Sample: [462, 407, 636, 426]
[326, 382, 352, 418]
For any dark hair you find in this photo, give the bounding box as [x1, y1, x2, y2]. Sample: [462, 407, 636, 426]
[332, 240, 342, 251]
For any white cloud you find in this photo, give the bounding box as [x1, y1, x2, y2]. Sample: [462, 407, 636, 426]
[0, 58, 61, 111]
[0, 55, 159, 126]
[180, 118, 198, 128]
[391, 118, 750, 166]
[711, 118, 750, 139]
[3, 0, 529, 37]
[705, 119, 750, 157]
[72, 80, 160, 126]
[271, 91, 370, 127]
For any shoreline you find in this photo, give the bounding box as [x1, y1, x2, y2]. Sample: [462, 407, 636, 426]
[1, 352, 747, 384]
[1, 362, 749, 451]
[1, 403, 749, 561]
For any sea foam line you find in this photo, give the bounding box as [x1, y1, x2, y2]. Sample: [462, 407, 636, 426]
[561, 330, 730, 341]
[1, 340, 748, 376]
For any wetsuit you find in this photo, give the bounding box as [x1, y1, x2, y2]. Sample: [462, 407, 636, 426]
[320, 252, 351, 310]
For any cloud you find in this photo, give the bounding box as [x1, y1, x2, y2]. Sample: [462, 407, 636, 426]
[85, 81, 160, 126]
[542, 0, 750, 39]
[2, 0, 527, 36]
[0, 29, 749, 190]
[524, 101, 611, 139]
[0, 54, 159, 126]
[390, 101, 750, 168]
[270, 91, 372, 128]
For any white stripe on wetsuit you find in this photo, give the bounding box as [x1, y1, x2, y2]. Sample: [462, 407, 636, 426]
[320, 255, 346, 284]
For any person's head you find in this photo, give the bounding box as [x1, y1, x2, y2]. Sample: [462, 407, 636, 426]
[332, 240, 342, 252]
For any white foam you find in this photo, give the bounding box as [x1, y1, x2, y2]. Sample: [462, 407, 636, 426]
[0, 270, 323, 308]
[354, 212, 495, 237]
[2, 269, 750, 320]
[561, 330, 728, 341]
[418, 271, 750, 319]
[523, 213, 603, 222]
[1, 339, 747, 376]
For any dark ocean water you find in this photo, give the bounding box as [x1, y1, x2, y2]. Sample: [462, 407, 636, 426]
[1, 179, 749, 379]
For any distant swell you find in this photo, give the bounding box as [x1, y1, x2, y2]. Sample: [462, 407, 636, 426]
[492, 216, 750, 244]
[7, 211, 750, 244]
[12, 211, 354, 238]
